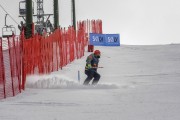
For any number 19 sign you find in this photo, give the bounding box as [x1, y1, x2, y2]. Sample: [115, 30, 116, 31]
[89, 33, 120, 46]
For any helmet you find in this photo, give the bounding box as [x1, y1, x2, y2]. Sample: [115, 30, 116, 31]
[94, 50, 101, 55]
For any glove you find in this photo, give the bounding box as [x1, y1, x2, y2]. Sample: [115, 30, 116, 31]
[86, 64, 92, 69]
[93, 64, 97, 67]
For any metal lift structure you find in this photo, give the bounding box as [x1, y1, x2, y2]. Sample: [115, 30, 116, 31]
[19, 0, 53, 35]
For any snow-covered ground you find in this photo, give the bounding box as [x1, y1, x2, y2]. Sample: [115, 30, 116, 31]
[0, 44, 180, 120]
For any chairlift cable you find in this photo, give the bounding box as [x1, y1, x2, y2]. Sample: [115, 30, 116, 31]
[0, 3, 19, 25]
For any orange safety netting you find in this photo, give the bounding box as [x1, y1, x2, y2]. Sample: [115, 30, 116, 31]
[21, 25, 87, 89]
[0, 36, 22, 99]
[0, 19, 103, 99]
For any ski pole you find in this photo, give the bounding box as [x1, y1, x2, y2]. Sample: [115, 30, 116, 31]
[92, 66, 104, 68]
[97, 67, 104, 68]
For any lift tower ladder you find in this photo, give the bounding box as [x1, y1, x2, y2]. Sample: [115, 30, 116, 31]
[37, 0, 44, 26]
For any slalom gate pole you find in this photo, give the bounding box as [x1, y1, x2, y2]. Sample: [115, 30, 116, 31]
[78, 70, 80, 83]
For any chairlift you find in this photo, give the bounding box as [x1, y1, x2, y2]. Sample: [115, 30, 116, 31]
[2, 26, 16, 38]
[2, 14, 16, 38]
[19, 0, 34, 15]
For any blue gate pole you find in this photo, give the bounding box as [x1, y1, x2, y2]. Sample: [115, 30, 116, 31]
[78, 70, 80, 83]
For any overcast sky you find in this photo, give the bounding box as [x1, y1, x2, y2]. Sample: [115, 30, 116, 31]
[1, 0, 180, 45]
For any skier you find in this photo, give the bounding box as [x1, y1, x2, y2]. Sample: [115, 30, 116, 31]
[83, 50, 101, 85]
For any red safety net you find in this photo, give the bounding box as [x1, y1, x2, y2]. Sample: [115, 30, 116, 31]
[0, 37, 5, 99]
[0, 19, 103, 99]
[21, 25, 87, 89]
[0, 36, 22, 99]
[81, 19, 103, 52]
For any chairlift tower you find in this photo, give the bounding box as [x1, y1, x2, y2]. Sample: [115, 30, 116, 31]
[35, 0, 54, 34]
[18, 0, 55, 36]
[36, 0, 44, 28]
[71, 0, 76, 30]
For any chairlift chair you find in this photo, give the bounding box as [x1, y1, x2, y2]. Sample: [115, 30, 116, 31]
[1, 14, 16, 38]
[2, 26, 16, 38]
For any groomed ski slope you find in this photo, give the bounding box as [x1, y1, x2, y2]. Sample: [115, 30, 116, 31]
[1, 44, 180, 120]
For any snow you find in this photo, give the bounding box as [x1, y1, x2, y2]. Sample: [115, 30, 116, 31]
[1, 44, 180, 120]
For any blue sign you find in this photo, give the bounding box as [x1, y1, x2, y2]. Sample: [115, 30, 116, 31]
[89, 33, 120, 46]
[105, 34, 120, 46]
[89, 33, 105, 46]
